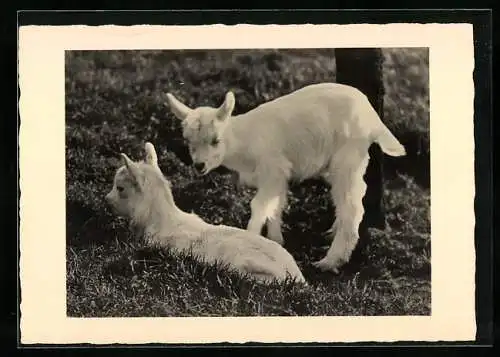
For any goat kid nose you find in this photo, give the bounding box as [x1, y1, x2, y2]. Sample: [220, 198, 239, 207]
[193, 162, 205, 172]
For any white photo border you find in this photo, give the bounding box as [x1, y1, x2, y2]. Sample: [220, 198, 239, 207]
[19, 23, 475, 344]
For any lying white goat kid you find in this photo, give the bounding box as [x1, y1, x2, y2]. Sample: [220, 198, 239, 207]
[166, 82, 406, 273]
[105, 142, 307, 285]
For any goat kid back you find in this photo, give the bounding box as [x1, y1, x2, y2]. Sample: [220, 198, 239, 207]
[166, 82, 406, 274]
[105, 142, 307, 285]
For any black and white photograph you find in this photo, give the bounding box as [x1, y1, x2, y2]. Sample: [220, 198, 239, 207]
[19, 23, 477, 344]
[65, 47, 430, 317]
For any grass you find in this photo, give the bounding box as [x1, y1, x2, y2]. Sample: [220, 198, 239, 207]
[65, 48, 430, 317]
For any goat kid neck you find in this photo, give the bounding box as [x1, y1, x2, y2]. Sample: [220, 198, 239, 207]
[221, 115, 258, 173]
[138, 187, 205, 239]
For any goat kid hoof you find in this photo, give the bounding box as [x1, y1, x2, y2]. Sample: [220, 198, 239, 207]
[266, 229, 284, 246]
[312, 258, 341, 274]
[269, 236, 284, 246]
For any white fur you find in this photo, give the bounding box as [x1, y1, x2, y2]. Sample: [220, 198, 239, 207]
[105, 142, 307, 285]
[166, 82, 406, 273]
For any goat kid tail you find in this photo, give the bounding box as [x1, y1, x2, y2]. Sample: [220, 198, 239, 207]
[373, 123, 407, 157]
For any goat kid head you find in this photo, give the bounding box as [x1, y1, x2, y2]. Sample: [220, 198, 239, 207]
[165, 91, 235, 175]
[105, 142, 173, 222]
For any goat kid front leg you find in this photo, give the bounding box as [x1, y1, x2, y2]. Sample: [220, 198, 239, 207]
[246, 179, 288, 246]
[265, 188, 288, 245]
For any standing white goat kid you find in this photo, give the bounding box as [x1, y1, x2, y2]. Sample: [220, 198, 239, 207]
[166, 82, 406, 273]
[105, 142, 306, 285]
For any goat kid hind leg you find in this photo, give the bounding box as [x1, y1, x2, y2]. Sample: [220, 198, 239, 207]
[313, 146, 370, 273]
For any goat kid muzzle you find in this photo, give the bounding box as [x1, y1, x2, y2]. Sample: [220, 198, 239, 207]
[193, 162, 209, 175]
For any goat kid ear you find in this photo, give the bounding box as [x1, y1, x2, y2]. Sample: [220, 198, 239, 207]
[216, 91, 235, 121]
[166, 93, 193, 121]
[144, 142, 159, 168]
[120, 153, 144, 188]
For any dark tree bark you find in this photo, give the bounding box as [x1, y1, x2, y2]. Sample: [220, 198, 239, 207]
[334, 48, 386, 232]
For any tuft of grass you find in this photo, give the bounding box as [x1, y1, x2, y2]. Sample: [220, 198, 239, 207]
[66, 49, 430, 317]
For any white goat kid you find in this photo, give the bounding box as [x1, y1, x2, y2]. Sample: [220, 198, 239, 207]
[105, 142, 306, 285]
[166, 82, 406, 273]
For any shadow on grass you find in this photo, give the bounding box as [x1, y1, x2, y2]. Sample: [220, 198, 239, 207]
[66, 201, 130, 248]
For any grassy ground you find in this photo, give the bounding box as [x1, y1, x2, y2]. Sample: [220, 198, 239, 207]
[65, 48, 430, 317]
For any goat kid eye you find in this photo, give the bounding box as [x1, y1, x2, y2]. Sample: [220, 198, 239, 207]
[211, 138, 220, 146]
[117, 186, 124, 193]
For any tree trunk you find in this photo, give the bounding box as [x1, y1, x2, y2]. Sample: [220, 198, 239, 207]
[335, 48, 386, 231]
